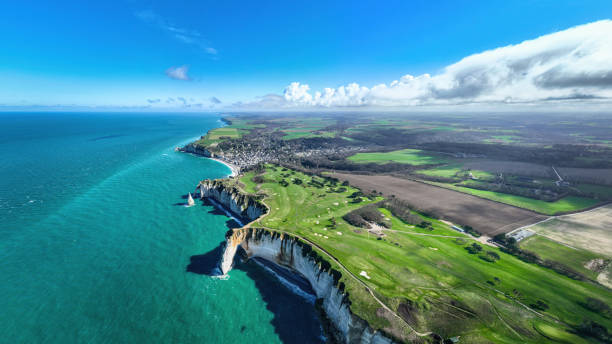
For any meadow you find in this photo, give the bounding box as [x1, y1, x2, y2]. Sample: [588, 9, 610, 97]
[233, 165, 611, 343]
[519, 235, 604, 280]
[195, 127, 242, 146]
[524, 204, 612, 256]
[348, 149, 448, 165]
[416, 163, 495, 180]
[429, 182, 600, 215]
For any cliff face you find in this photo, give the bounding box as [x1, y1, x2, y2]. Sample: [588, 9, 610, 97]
[198, 179, 265, 223]
[181, 143, 213, 157]
[222, 227, 395, 344]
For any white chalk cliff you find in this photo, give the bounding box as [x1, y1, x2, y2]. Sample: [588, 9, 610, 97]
[221, 228, 395, 344]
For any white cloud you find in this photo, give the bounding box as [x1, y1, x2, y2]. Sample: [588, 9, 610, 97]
[243, 20, 612, 108]
[165, 65, 190, 80]
[135, 10, 217, 56]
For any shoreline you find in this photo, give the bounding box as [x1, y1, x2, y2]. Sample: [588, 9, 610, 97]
[208, 157, 240, 177]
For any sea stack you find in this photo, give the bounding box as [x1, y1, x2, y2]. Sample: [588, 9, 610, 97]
[187, 192, 195, 207]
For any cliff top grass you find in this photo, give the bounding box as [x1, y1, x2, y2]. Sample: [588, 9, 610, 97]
[193, 117, 263, 148]
[236, 164, 612, 343]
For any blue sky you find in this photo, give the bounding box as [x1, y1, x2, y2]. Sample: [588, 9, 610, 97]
[1, 0, 611, 109]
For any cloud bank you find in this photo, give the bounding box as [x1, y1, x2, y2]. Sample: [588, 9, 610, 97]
[165, 65, 190, 80]
[240, 20, 612, 108]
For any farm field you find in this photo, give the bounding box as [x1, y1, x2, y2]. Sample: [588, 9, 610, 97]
[208, 127, 240, 139]
[430, 182, 601, 215]
[330, 173, 546, 235]
[558, 167, 612, 185]
[347, 149, 448, 165]
[524, 204, 612, 256]
[281, 129, 335, 140]
[519, 235, 604, 281]
[232, 165, 611, 343]
[416, 163, 495, 180]
[462, 160, 553, 178]
[415, 163, 464, 178]
[194, 126, 243, 146]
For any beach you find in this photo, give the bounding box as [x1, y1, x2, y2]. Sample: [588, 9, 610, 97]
[209, 157, 240, 177]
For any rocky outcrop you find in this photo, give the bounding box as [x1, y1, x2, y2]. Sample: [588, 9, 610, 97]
[198, 179, 266, 223]
[180, 143, 213, 157]
[221, 227, 395, 344]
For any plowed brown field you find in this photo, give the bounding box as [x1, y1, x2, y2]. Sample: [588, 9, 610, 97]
[332, 173, 547, 235]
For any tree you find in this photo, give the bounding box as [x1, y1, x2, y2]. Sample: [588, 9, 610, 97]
[530, 300, 549, 311]
[584, 297, 611, 317]
[466, 243, 483, 254]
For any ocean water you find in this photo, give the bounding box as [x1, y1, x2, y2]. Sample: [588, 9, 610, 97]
[0, 113, 323, 343]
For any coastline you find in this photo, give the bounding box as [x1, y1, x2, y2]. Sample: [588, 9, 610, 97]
[208, 157, 240, 177]
[199, 176, 398, 344]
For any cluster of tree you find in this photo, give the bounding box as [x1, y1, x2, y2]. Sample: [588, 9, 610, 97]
[583, 297, 611, 318]
[410, 173, 460, 184]
[416, 221, 434, 230]
[462, 225, 481, 237]
[342, 204, 389, 228]
[419, 142, 612, 168]
[347, 191, 365, 204]
[347, 128, 420, 146]
[380, 196, 442, 222]
[479, 250, 500, 263]
[530, 300, 549, 311]
[302, 157, 416, 173]
[465, 243, 483, 254]
[307, 179, 325, 188]
[459, 180, 566, 202]
[573, 320, 612, 343]
[379, 198, 423, 225]
[493, 234, 589, 282]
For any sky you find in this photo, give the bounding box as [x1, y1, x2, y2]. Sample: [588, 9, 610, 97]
[1, 0, 611, 111]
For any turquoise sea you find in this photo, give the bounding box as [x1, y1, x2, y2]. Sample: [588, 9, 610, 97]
[0, 112, 323, 343]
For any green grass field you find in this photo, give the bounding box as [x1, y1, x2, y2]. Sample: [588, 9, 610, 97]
[427, 182, 600, 215]
[573, 183, 612, 200]
[417, 163, 495, 180]
[233, 165, 611, 343]
[194, 126, 244, 146]
[281, 130, 335, 140]
[520, 235, 603, 280]
[238, 170, 259, 194]
[208, 127, 240, 139]
[348, 149, 448, 165]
